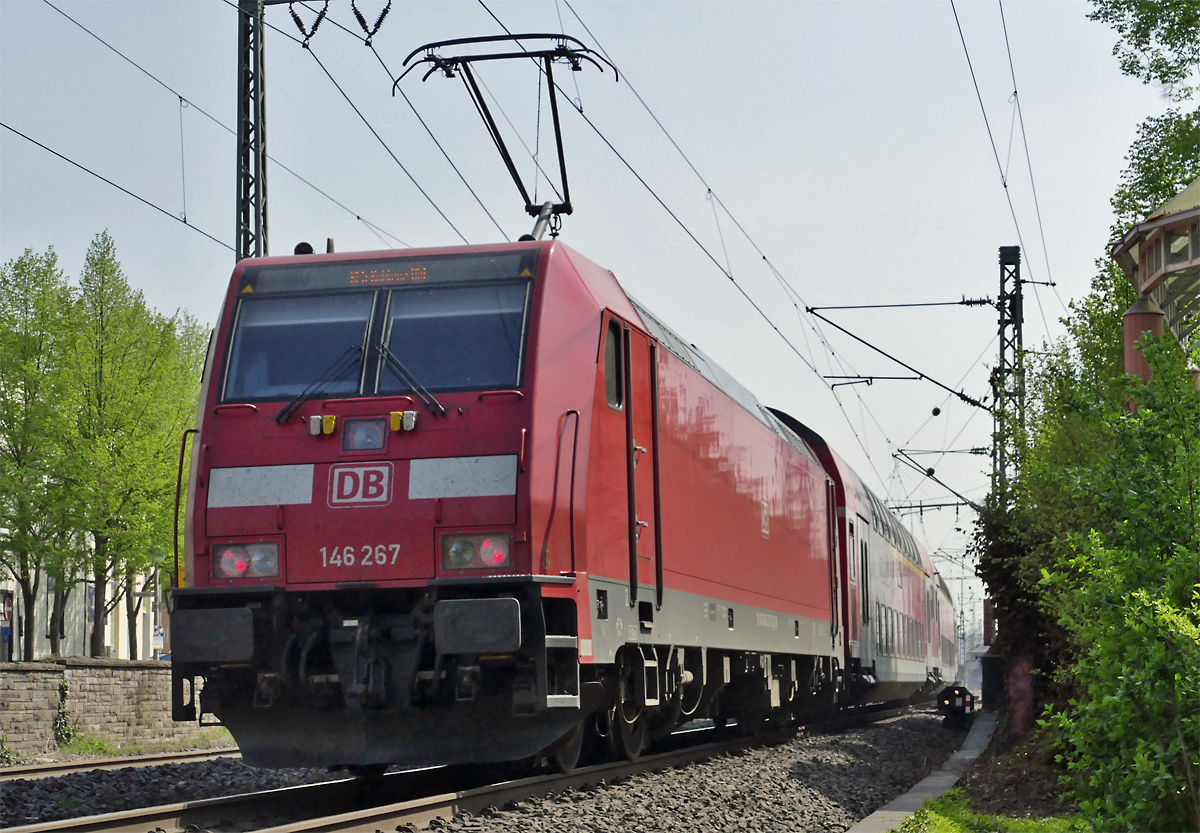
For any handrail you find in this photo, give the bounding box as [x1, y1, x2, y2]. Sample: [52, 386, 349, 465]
[540, 409, 580, 574]
[650, 343, 664, 610]
[213, 403, 257, 414]
[173, 428, 199, 591]
[623, 325, 638, 608]
[478, 390, 524, 401]
[827, 480, 840, 648]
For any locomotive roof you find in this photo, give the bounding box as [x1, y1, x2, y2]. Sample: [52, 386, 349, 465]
[628, 297, 821, 468]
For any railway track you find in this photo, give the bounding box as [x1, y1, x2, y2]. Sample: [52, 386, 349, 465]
[5, 705, 919, 833]
[3, 733, 751, 833]
[0, 748, 241, 781]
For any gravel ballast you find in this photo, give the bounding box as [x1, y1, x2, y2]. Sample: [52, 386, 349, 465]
[0, 712, 965, 831]
[432, 713, 967, 833]
[0, 758, 338, 828]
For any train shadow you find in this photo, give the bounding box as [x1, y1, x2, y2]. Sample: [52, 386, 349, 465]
[785, 712, 965, 819]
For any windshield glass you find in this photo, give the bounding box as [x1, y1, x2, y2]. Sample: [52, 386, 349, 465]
[223, 293, 374, 401]
[379, 283, 529, 393]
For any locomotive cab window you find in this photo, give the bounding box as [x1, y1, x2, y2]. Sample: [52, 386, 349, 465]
[220, 251, 537, 402]
[379, 282, 530, 393]
[604, 319, 624, 409]
[223, 292, 374, 401]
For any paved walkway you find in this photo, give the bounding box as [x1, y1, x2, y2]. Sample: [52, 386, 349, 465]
[846, 712, 998, 833]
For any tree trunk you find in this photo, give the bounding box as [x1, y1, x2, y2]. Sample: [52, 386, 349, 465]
[89, 535, 108, 658]
[124, 572, 139, 661]
[49, 579, 63, 656]
[18, 565, 39, 662]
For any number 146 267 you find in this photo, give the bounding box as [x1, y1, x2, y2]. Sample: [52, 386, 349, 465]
[320, 544, 400, 567]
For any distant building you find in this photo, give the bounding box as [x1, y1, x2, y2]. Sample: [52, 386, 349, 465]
[1111, 176, 1200, 382]
[0, 572, 163, 662]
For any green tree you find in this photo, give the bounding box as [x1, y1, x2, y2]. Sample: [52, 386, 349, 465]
[0, 248, 74, 661]
[1088, 0, 1200, 92]
[1109, 108, 1200, 236]
[1042, 339, 1199, 832]
[62, 232, 205, 658]
[971, 3, 1200, 824]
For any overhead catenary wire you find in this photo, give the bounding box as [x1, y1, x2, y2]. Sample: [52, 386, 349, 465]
[241, 4, 470, 245]
[479, 0, 912, 493]
[949, 0, 1060, 343]
[997, 0, 1063, 313]
[43, 0, 410, 249]
[290, 0, 512, 240]
[1, 121, 234, 253]
[177, 97, 188, 222]
[556, 0, 994, 497]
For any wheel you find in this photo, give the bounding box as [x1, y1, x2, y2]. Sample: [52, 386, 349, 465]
[546, 721, 585, 773]
[611, 649, 647, 760]
[614, 705, 647, 760]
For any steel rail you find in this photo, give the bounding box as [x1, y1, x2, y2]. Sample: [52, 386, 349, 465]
[253, 709, 920, 833]
[0, 747, 240, 782]
[254, 735, 763, 833]
[1, 767, 440, 833]
[4, 706, 924, 833]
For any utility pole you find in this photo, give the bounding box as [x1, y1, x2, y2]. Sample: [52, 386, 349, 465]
[235, 0, 280, 260]
[990, 246, 1023, 496]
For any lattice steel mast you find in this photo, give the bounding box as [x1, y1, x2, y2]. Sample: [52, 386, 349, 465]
[235, 0, 275, 260]
[990, 246, 1024, 494]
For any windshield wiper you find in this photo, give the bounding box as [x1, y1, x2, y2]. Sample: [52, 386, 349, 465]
[275, 345, 363, 425]
[374, 342, 447, 417]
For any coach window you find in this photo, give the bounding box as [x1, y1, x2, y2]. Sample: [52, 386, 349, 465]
[847, 522, 857, 581]
[604, 319, 624, 409]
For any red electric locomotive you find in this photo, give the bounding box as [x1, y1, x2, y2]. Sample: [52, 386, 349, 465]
[170, 239, 957, 772]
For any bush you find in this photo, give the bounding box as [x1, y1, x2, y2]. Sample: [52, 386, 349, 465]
[1041, 339, 1200, 832]
[53, 678, 76, 747]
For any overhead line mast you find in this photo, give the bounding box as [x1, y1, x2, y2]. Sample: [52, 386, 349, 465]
[235, 0, 285, 261]
[991, 245, 1024, 495]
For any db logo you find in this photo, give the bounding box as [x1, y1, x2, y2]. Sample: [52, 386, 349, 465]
[328, 463, 393, 506]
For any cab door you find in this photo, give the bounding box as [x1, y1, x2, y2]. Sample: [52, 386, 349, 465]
[621, 323, 661, 609]
[588, 314, 662, 614]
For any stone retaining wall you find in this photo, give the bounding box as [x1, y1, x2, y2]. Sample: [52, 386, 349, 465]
[0, 662, 60, 755]
[0, 658, 197, 756]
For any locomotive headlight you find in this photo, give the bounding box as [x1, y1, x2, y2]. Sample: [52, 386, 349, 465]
[446, 538, 476, 568]
[343, 418, 386, 451]
[246, 542, 280, 577]
[441, 533, 511, 570]
[213, 545, 249, 579]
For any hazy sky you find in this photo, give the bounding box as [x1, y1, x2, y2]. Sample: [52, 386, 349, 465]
[0, 0, 1171, 635]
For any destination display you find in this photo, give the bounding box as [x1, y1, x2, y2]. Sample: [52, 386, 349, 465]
[238, 249, 538, 294]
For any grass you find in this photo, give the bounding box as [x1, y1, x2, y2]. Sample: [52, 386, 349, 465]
[58, 727, 234, 758]
[893, 789, 1093, 833]
[0, 740, 26, 767]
